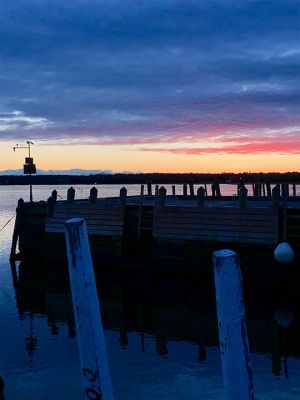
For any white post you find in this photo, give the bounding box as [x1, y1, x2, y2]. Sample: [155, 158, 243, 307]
[65, 218, 114, 400]
[212, 249, 254, 400]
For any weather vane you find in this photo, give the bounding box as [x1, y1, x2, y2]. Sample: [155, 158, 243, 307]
[13, 141, 36, 202]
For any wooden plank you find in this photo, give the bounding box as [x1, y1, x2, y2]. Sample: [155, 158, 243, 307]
[154, 210, 277, 220]
[154, 233, 276, 244]
[153, 224, 277, 234]
[47, 216, 123, 226]
[153, 229, 277, 239]
[154, 219, 277, 229]
[154, 206, 276, 215]
[46, 224, 123, 233]
[47, 225, 123, 236]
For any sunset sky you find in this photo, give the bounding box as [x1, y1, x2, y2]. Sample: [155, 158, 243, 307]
[0, 0, 299, 173]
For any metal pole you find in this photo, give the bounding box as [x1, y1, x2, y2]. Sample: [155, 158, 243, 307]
[65, 218, 114, 400]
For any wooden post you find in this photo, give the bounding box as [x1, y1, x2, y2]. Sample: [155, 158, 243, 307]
[154, 185, 159, 205]
[140, 184, 144, 197]
[47, 196, 54, 217]
[211, 182, 216, 197]
[65, 218, 114, 400]
[262, 184, 266, 197]
[172, 185, 176, 197]
[157, 186, 167, 206]
[204, 184, 207, 196]
[119, 187, 127, 206]
[146, 181, 152, 196]
[10, 198, 24, 261]
[293, 184, 296, 196]
[239, 186, 248, 208]
[90, 187, 98, 204]
[183, 183, 187, 196]
[272, 184, 281, 209]
[189, 182, 195, 196]
[67, 187, 75, 203]
[251, 184, 255, 197]
[0, 376, 4, 400]
[137, 185, 144, 238]
[51, 189, 58, 203]
[266, 181, 271, 197]
[212, 249, 254, 400]
[216, 181, 221, 197]
[197, 186, 206, 207]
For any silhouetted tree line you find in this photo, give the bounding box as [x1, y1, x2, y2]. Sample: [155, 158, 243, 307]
[0, 172, 299, 185]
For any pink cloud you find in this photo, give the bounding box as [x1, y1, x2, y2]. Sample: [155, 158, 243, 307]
[140, 134, 300, 155]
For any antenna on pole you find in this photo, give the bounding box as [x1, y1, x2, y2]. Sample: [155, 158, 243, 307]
[13, 141, 36, 202]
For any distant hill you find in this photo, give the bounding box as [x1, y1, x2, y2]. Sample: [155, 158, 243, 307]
[0, 168, 114, 176]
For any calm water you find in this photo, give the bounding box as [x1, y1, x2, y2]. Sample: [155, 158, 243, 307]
[0, 184, 300, 399]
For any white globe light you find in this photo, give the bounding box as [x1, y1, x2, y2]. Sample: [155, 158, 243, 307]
[274, 242, 294, 264]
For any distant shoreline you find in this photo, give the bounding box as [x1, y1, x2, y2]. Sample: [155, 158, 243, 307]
[0, 172, 299, 185]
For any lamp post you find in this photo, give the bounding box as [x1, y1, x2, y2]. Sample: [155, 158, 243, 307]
[13, 141, 36, 202]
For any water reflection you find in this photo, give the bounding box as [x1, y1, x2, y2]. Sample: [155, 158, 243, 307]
[10, 256, 300, 380]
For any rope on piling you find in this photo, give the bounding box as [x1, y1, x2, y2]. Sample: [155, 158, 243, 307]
[0, 215, 15, 232]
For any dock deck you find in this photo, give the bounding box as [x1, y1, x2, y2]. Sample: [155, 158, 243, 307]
[11, 184, 300, 268]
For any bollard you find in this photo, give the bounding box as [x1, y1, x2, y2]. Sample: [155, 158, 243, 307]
[238, 186, 248, 208]
[157, 186, 167, 206]
[119, 187, 127, 206]
[213, 249, 254, 400]
[65, 218, 114, 400]
[90, 187, 98, 204]
[197, 186, 206, 207]
[67, 187, 75, 203]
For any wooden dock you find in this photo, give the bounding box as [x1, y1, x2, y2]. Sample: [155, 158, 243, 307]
[10, 183, 300, 268]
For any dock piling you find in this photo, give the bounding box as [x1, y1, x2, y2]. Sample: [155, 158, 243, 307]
[157, 186, 167, 206]
[67, 187, 75, 203]
[65, 218, 114, 400]
[272, 184, 281, 209]
[212, 249, 254, 400]
[119, 187, 127, 206]
[146, 181, 152, 196]
[47, 196, 54, 217]
[51, 190, 58, 203]
[189, 182, 195, 196]
[10, 198, 24, 261]
[196, 186, 206, 207]
[90, 187, 98, 204]
[239, 186, 248, 208]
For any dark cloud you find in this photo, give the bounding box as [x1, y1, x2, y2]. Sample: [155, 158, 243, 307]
[0, 0, 299, 153]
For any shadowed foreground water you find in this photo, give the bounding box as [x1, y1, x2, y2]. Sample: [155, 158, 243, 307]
[0, 185, 300, 399]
